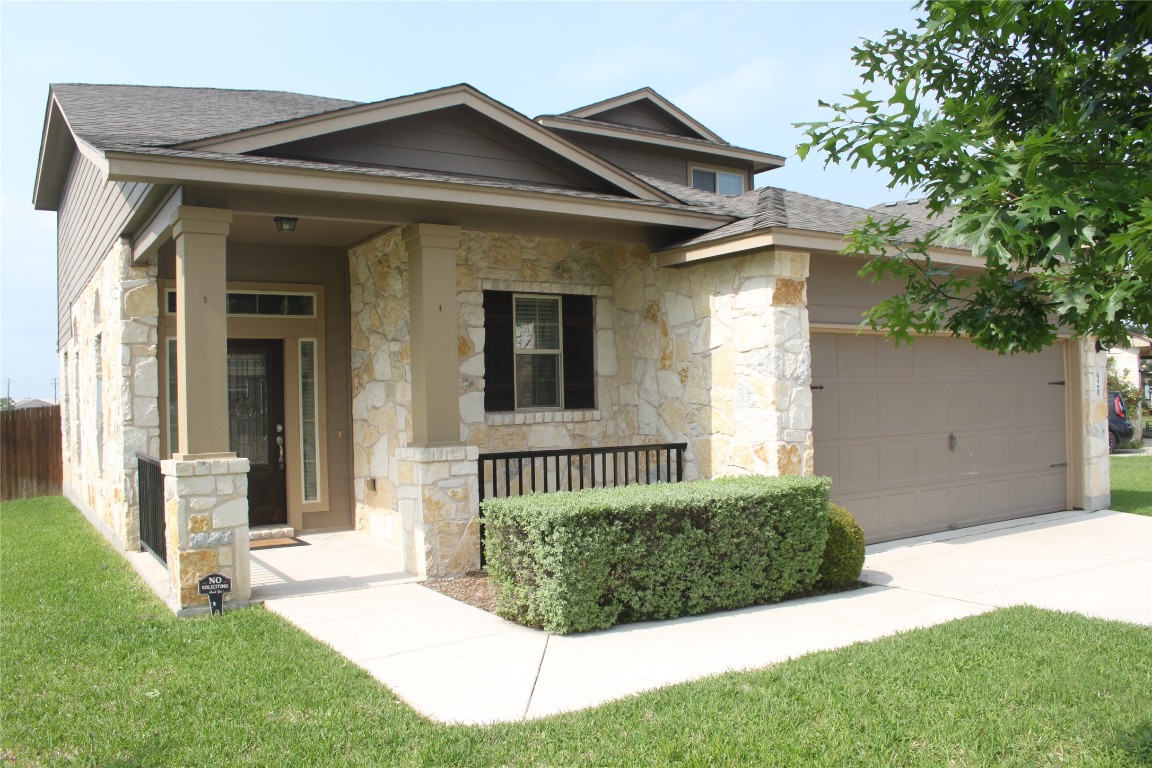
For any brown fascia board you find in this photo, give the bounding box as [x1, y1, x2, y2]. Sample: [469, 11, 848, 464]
[101, 150, 733, 230]
[177, 84, 679, 205]
[33, 96, 76, 210]
[654, 226, 979, 269]
[537, 115, 785, 173]
[559, 87, 728, 145]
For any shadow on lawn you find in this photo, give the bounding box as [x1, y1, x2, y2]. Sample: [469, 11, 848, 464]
[1117, 720, 1152, 766]
[1111, 488, 1152, 515]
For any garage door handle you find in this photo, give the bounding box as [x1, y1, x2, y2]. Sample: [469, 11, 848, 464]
[810, 385, 825, 390]
[949, 432, 958, 450]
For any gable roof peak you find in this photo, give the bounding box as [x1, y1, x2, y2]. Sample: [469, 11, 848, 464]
[555, 87, 727, 145]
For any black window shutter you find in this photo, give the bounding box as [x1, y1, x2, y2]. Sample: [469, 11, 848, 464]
[483, 291, 515, 412]
[562, 294, 595, 409]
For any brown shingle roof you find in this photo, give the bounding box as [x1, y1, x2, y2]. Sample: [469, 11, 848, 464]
[638, 176, 942, 248]
[51, 83, 357, 149]
[47, 83, 960, 249]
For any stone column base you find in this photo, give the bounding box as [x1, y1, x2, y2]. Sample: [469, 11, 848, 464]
[397, 444, 480, 578]
[161, 457, 251, 611]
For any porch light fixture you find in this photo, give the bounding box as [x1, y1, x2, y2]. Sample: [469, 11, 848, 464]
[273, 216, 298, 234]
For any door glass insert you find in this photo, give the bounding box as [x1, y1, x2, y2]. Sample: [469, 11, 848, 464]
[299, 340, 319, 502]
[228, 352, 270, 463]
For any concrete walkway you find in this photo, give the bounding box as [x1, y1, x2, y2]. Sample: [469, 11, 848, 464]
[253, 510, 1152, 724]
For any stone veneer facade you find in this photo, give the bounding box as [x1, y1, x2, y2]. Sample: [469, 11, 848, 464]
[59, 238, 161, 549]
[56, 225, 1114, 594]
[349, 228, 814, 577]
[1081, 338, 1112, 511]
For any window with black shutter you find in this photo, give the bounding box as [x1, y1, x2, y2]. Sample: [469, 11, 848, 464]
[483, 290, 595, 412]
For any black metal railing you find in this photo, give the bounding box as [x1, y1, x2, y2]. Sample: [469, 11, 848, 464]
[137, 453, 167, 565]
[477, 442, 687, 564]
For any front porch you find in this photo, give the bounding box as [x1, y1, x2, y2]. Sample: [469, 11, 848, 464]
[129, 203, 815, 613]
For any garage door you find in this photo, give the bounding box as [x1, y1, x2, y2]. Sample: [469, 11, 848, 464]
[811, 333, 1068, 542]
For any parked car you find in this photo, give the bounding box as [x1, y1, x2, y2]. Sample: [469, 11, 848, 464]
[1108, 391, 1135, 453]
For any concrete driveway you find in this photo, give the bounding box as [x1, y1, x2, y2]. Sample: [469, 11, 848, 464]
[255, 509, 1152, 724]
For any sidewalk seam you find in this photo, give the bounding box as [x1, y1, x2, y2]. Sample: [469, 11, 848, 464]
[522, 634, 550, 721]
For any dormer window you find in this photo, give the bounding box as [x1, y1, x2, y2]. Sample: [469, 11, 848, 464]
[691, 168, 745, 196]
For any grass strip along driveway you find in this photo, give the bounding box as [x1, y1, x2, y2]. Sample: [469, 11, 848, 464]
[1111, 455, 1152, 516]
[3, 497, 1151, 767]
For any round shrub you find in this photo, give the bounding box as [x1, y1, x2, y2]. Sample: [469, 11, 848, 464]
[816, 503, 865, 589]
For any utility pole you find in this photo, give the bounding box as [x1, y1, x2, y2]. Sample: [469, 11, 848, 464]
[53, 378, 58, 403]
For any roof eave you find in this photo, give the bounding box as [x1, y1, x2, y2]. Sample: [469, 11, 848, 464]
[32, 95, 75, 211]
[655, 226, 977, 268]
[536, 116, 785, 172]
[102, 151, 734, 230]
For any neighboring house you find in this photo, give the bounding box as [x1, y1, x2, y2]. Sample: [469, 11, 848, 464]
[1109, 333, 1150, 402]
[12, 398, 56, 410]
[33, 83, 1111, 612]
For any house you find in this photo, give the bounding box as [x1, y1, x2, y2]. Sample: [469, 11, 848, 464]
[33, 83, 1111, 612]
[1108, 333, 1150, 403]
[12, 398, 56, 410]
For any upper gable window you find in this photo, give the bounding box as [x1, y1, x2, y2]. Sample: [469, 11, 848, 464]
[691, 168, 745, 196]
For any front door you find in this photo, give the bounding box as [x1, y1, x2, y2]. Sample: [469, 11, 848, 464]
[227, 339, 287, 527]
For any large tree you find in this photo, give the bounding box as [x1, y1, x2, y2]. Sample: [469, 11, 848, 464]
[799, 0, 1152, 353]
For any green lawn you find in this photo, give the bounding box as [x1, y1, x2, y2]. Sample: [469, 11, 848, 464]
[3, 497, 1151, 767]
[1111, 455, 1152, 516]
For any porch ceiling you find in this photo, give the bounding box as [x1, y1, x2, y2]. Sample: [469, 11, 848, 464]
[228, 212, 386, 248]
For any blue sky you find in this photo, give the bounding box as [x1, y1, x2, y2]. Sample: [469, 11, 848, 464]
[0, 1, 921, 402]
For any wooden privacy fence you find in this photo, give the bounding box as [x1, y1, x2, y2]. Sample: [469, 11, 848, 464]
[1, 406, 62, 501]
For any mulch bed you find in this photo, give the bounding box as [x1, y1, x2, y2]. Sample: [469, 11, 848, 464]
[422, 571, 499, 613]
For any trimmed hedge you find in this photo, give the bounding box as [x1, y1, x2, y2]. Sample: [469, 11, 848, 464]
[816, 503, 866, 589]
[483, 475, 831, 634]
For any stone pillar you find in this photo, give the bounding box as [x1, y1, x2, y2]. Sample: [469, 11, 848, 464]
[404, 224, 462, 446]
[1079, 338, 1111, 510]
[397, 445, 480, 577]
[171, 206, 233, 458]
[162, 457, 252, 611]
[712, 249, 813, 476]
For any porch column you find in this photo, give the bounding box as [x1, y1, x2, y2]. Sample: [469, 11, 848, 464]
[162, 206, 251, 613]
[403, 223, 462, 446]
[172, 206, 233, 459]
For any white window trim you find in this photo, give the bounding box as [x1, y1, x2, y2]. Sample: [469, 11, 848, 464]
[513, 293, 564, 411]
[690, 166, 746, 196]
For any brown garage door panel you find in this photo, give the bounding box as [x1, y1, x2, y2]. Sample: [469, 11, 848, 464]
[812, 333, 1068, 542]
[835, 469, 1066, 543]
